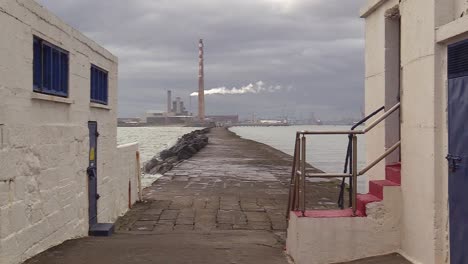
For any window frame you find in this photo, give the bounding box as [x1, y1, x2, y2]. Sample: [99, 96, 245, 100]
[33, 36, 69, 98]
[90, 64, 109, 105]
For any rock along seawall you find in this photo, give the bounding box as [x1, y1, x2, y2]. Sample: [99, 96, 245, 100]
[142, 128, 210, 175]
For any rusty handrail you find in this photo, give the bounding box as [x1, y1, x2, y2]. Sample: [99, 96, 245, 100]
[287, 103, 401, 216]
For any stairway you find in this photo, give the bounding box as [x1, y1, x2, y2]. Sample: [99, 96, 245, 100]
[357, 163, 401, 216]
[286, 164, 402, 264]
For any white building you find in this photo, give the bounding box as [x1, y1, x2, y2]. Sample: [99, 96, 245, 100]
[0, 1, 140, 263]
[287, 0, 468, 263]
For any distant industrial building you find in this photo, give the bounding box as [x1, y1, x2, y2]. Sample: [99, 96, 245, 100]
[171, 96, 189, 116]
[146, 115, 192, 125]
[117, 117, 142, 126]
[165, 91, 189, 116]
[206, 115, 239, 125]
[143, 91, 191, 125]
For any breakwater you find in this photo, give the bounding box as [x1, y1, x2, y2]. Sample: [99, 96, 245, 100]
[142, 128, 210, 175]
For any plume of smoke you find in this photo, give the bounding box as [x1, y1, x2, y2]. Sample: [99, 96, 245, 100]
[190, 81, 288, 96]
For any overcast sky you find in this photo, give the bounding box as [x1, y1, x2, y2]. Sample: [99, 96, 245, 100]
[36, 0, 366, 120]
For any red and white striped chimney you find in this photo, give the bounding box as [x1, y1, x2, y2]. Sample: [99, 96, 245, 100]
[198, 39, 205, 121]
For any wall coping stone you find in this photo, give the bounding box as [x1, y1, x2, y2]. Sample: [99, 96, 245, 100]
[360, 0, 390, 18]
[436, 16, 468, 44]
[118, 142, 139, 149]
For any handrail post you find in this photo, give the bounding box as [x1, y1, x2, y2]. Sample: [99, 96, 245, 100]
[352, 135, 358, 215]
[295, 137, 301, 210]
[287, 135, 300, 218]
[348, 134, 353, 208]
[300, 135, 306, 215]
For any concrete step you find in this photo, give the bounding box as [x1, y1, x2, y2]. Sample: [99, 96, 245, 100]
[356, 194, 381, 216]
[291, 165, 402, 218]
[385, 163, 401, 184]
[359, 163, 401, 215]
[287, 192, 401, 264]
[369, 180, 400, 199]
[286, 165, 403, 263]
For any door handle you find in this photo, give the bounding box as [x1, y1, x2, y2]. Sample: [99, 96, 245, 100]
[87, 167, 96, 179]
[446, 154, 462, 172]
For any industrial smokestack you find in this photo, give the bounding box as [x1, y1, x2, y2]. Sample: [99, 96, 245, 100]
[167, 90, 172, 113]
[198, 39, 205, 121]
[176, 97, 181, 114]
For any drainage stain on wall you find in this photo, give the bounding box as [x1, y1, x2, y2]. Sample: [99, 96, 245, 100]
[0, 124, 4, 149]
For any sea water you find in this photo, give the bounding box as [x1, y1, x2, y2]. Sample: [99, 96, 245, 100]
[117, 125, 368, 193]
[229, 125, 368, 193]
[117, 126, 199, 187]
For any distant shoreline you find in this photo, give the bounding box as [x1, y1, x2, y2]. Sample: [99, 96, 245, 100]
[117, 124, 200, 128]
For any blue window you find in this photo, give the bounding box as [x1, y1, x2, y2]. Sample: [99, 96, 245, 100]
[33, 36, 69, 97]
[90, 65, 108, 105]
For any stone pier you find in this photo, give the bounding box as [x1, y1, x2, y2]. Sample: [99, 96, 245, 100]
[25, 127, 403, 264]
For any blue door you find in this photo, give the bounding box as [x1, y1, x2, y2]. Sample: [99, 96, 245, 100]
[448, 40, 468, 264]
[88, 122, 98, 227]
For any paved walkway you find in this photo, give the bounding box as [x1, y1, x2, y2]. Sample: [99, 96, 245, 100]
[115, 128, 340, 234]
[25, 128, 408, 264]
[335, 253, 411, 264]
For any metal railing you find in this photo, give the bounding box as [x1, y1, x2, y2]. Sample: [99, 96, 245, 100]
[287, 103, 401, 217]
[338, 105, 385, 209]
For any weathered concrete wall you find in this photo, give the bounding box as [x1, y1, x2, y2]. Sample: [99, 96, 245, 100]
[454, 0, 468, 18]
[433, 1, 468, 262]
[361, 0, 399, 181]
[286, 186, 402, 264]
[115, 143, 140, 217]
[398, 1, 437, 263]
[362, 0, 455, 263]
[0, 1, 138, 263]
[433, 42, 450, 264]
[398, 0, 468, 263]
[286, 0, 460, 262]
[288, 0, 468, 263]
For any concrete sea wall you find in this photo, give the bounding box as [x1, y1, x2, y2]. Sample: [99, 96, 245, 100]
[115, 143, 141, 215]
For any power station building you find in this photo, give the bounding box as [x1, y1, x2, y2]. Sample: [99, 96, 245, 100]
[171, 96, 188, 116]
[144, 91, 191, 125]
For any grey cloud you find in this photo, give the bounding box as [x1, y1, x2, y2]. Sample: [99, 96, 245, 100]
[37, 0, 367, 120]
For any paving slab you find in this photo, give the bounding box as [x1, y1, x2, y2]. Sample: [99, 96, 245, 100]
[25, 128, 351, 264]
[25, 232, 288, 264]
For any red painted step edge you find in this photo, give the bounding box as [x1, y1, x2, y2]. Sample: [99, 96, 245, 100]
[386, 163, 401, 184]
[369, 180, 400, 199]
[291, 164, 402, 219]
[356, 194, 381, 216]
